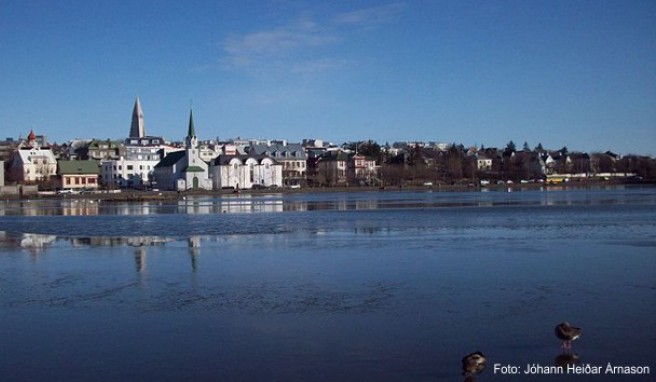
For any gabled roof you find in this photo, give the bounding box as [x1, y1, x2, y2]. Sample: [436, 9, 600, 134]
[58, 160, 100, 175]
[318, 151, 350, 162]
[249, 143, 307, 159]
[154, 150, 185, 168]
[14, 147, 57, 164]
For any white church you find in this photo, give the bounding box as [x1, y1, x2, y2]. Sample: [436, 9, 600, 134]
[152, 110, 212, 191]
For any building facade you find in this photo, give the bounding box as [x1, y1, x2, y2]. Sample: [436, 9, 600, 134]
[249, 141, 307, 186]
[210, 155, 283, 189]
[58, 160, 100, 190]
[6, 130, 57, 184]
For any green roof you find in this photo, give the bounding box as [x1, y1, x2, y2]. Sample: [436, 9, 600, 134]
[58, 160, 100, 175]
[185, 165, 205, 173]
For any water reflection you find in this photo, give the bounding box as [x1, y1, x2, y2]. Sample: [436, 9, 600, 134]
[0, 230, 205, 273]
[554, 352, 581, 367]
[1, 186, 652, 217]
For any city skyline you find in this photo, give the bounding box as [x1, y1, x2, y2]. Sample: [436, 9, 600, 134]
[1, 1, 654, 155]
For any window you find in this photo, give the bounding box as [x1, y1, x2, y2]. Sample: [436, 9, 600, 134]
[127, 165, 134, 170]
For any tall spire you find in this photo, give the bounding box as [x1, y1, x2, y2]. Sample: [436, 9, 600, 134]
[187, 109, 196, 138]
[129, 97, 145, 138]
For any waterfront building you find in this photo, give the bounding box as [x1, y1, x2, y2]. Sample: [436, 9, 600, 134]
[312, 150, 349, 186]
[6, 130, 57, 184]
[350, 153, 378, 184]
[57, 160, 100, 190]
[152, 110, 211, 191]
[309, 150, 378, 186]
[248, 141, 307, 187]
[210, 155, 282, 189]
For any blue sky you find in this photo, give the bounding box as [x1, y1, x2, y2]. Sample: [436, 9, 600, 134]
[1, 0, 654, 155]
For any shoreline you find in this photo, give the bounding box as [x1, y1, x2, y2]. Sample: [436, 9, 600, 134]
[3, 179, 653, 203]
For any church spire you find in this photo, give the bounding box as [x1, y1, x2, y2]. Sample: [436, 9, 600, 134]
[129, 97, 145, 138]
[187, 108, 196, 138]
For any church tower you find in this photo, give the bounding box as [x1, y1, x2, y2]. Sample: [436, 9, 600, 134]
[185, 109, 198, 149]
[129, 97, 145, 138]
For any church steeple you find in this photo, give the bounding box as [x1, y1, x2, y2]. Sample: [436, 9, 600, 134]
[129, 97, 145, 138]
[185, 108, 197, 149]
[187, 109, 196, 139]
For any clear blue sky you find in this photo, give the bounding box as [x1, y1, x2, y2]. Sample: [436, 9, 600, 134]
[1, 0, 654, 155]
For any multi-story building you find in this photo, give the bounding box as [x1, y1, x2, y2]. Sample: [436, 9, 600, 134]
[210, 155, 283, 189]
[349, 153, 378, 184]
[6, 130, 57, 184]
[249, 140, 307, 186]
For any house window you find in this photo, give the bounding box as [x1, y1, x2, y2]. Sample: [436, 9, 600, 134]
[127, 165, 134, 170]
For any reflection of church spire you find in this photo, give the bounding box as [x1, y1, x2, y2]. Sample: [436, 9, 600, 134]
[130, 97, 145, 138]
[134, 247, 147, 273]
[188, 236, 200, 272]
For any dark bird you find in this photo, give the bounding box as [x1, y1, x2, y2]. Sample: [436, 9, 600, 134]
[555, 322, 581, 350]
[461, 351, 487, 376]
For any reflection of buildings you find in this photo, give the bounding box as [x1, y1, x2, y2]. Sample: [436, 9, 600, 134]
[0, 231, 58, 255]
[69, 236, 170, 247]
[177, 195, 286, 214]
[61, 199, 100, 216]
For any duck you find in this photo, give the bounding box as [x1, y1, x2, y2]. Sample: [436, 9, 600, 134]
[461, 351, 487, 376]
[555, 322, 581, 350]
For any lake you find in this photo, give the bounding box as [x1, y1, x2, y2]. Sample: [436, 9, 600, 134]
[1, 186, 655, 381]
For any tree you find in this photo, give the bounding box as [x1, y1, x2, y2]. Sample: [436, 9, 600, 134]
[534, 142, 544, 152]
[523, 141, 530, 151]
[505, 141, 516, 153]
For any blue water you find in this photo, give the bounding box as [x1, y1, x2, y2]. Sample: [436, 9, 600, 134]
[0, 186, 655, 381]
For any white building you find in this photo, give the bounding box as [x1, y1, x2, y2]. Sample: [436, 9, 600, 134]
[152, 110, 212, 191]
[101, 145, 181, 188]
[7, 130, 57, 183]
[210, 155, 282, 189]
[249, 141, 307, 186]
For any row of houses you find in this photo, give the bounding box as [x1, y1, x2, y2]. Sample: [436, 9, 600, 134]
[2, 99, 646, 193]
[1, 102, 379, 192]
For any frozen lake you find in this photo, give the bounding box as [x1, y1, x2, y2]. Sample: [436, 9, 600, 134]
[1, 186, 655, 381]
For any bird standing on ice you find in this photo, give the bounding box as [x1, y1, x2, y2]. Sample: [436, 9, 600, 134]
[555, 322, 581, 350]
[461, 351, 487, 376]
